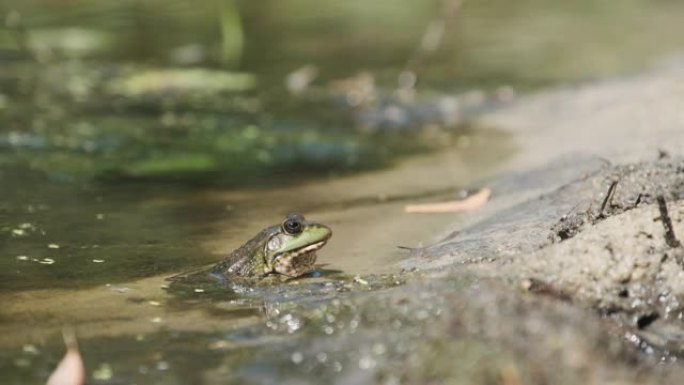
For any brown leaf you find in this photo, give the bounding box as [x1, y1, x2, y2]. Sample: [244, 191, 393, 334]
[405, 188, 491, 213]
[46, 328, 84, 385]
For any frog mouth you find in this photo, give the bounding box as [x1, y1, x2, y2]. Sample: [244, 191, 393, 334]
[272, 239, 329, 277]
[275, 240, 328, 261]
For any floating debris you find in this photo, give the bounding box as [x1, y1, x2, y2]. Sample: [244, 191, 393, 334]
[92, 363, 113, 381]
[193, 288, 205, 293]
[106, 284, 131, 293]
[16, 255, 29, 261]
[208, 340, 232, 350]
[91, 259, 105, 263]
[22, 344, 39, 355]
[48, 244, 61, 249]
[12, 223, 38, 236]
[39, 258, 56, 265]
[285, 65, 318, 94]
[147, 301, 161, 306]
[150, 317, 163, 323]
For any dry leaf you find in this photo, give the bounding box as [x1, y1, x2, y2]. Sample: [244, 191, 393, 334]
[46, 328, 84, 385]
[405, 188, 491, 213]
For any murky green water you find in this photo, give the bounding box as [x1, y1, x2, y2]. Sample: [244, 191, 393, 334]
[2, 0, 684, 384]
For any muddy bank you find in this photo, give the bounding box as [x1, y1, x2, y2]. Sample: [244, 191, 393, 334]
[397, 58, 684, 375]
[411, 157, 684, 351]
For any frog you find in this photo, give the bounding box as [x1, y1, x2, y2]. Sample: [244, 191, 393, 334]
[209, 213, 332, 281]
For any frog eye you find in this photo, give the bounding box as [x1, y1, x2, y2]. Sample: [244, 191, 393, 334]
[282, 216, 302, 235]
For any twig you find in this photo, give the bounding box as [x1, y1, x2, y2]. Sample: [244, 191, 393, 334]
[520, 278, 572, 302]
[397, 245, 428, 258]
[656, 195, 681, 248]
[598, 180, 618, 218]
[405, 187, 490, 213]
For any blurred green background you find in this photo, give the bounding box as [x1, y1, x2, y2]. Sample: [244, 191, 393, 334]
[1, 0, 683, 184]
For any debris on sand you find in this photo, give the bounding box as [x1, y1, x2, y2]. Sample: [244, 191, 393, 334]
[405, 188, 491, 213]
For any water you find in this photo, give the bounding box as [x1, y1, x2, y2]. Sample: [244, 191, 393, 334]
[2, 0, 684, 383]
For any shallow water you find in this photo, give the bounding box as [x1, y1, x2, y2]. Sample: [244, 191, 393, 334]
[1, 127, 509, 292]
[3, 0, 684, 384]
[0, 126, 513, 385]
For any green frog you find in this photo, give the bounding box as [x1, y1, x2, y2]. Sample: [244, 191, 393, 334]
[210, 213, 332, 281]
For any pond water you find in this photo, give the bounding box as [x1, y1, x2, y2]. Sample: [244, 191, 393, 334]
[2, 0, 684, 384]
